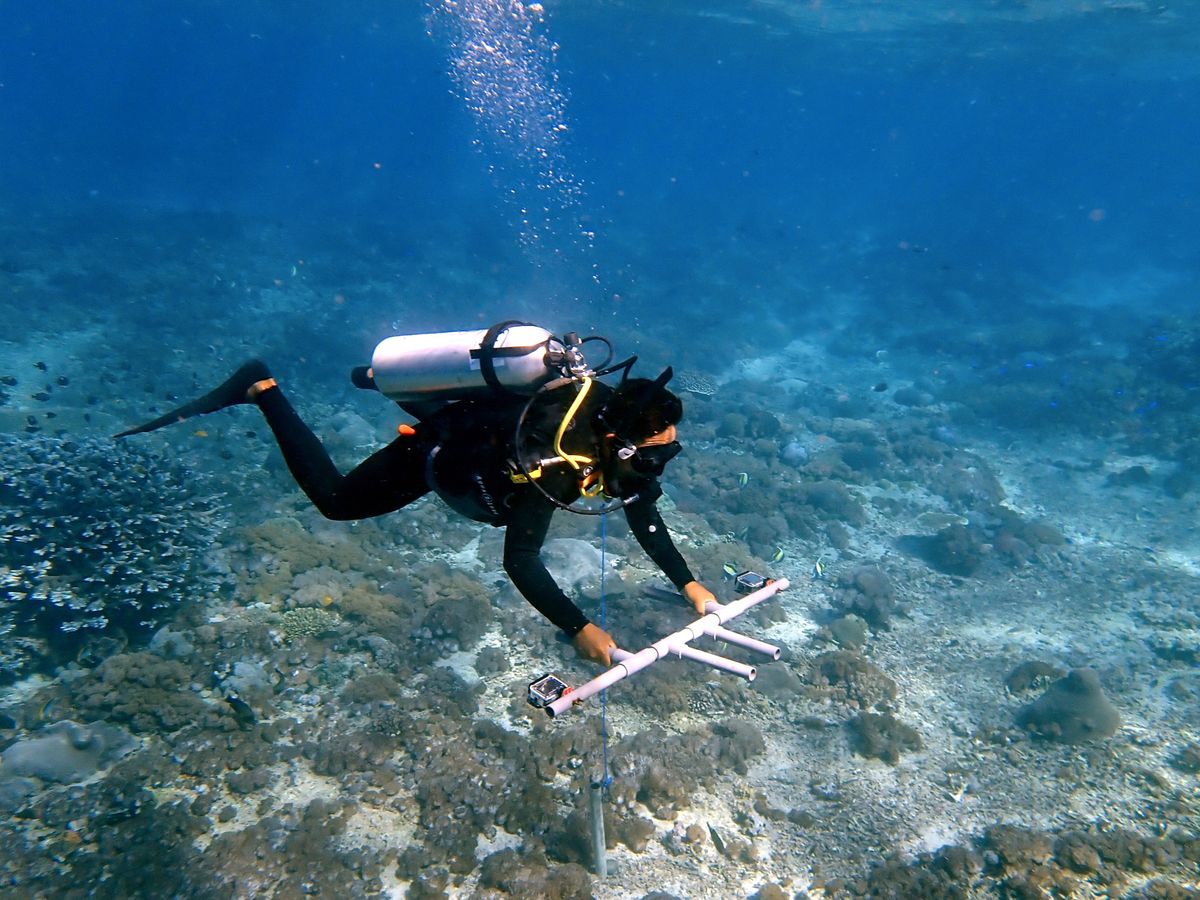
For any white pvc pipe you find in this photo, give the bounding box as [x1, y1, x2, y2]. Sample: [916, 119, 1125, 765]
[550, 647, 659, 715]
[705, 625, 781, 660]
[546, 578, 788, 717]
[668, 643, 756, 680]
[710, 577, 791, 623]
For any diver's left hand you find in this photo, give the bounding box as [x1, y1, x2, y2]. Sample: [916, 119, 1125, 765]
[682, 581, 716, 616]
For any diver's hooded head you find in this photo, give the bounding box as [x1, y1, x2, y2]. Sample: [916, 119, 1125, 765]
[595, 368, 683, 444]
[594, 368, 683, 495]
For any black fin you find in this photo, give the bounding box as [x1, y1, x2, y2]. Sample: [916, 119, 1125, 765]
[113, 359, 271, 438]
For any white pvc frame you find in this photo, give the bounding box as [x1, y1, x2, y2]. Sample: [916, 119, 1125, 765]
[545, 578, 789, 717]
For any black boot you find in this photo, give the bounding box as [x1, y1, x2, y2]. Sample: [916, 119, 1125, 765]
[114, 359, 272, 438]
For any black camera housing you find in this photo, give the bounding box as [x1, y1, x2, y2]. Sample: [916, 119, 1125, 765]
[734, 570, 769, 595]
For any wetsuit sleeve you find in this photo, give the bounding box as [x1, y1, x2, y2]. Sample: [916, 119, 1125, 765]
[624, 488, 696, 589]
[503, 489, 591, 637]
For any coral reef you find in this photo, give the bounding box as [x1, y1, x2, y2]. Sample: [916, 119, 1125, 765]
[5, 211, 1200, 900]
[899, 505, 1064, 578]
[1005, 660, 1065, 693]
[833, 822, 1200, 899]
[900, 522, 989, 576]
[803, 650, 898, 709]
[832, 566, 903, 628]
[1016, 668, 1121, 743]
[538, 718, 770, 878]
[68, 651, 211, 734]
[280, 606, 339, 640]
[847, 711, 923, 765]
[825, 613, 869, 650]
[340, 672, 403, 705]
[384, 714, 571, 877]
[848, 845, 981, 899]
[477, 849, 592, 899]
[1173, 743, 1200, 774]
[474, 645, 510, 675]
[611, 719, 766, 814]
[0, 719, 136, 783]
[798, 480, 868, 525]
[0, 434, 224, 681]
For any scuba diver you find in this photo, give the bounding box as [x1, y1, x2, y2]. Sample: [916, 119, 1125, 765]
[115, 322, 716, 666]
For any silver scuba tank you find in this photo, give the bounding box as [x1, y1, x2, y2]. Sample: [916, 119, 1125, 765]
[369, 322, 558, 402]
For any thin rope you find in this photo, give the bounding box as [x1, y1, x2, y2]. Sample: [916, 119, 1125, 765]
[597, 511, 613, 793]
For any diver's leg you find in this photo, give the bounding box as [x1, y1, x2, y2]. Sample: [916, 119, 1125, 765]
[114, 360, 272, 437]
[254, 385, 429, 520]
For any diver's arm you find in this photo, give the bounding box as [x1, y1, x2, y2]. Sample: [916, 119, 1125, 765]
[625, 496, 714, 614]
[623, 489, 696, 590]
[502, 491, 591, 636]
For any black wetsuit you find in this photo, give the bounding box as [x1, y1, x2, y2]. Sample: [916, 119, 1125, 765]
[255, 383, 695, 636]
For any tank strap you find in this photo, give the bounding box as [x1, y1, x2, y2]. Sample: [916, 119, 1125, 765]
[472, 320, 546, 395]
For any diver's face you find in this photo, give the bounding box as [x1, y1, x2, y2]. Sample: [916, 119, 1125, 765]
[603, 426, 682, 498]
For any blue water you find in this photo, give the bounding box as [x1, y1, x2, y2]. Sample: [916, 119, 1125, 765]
[5, 2, 1196, 313]
[2, 2, 1199, 896]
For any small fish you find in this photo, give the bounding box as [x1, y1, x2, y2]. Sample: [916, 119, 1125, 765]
[722, 562, 739, 578]
[193, 429, 208, 438]
[811, 560, 824, 580]
[224, 694, 256, 727]
[37, 695, 59, 722]
[101, 797, 144, 823]
[34, 361, 47, 371]
[770, 547, 785, 564]
[708, 824, 728, 856]
[872, 382, 888, 392]
[736, 472, 749, 488]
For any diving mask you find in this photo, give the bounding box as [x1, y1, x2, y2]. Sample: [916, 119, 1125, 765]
[626, 440, 681, 476]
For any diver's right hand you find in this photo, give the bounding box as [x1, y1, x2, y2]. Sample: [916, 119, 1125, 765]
[573, 623, 617, 666]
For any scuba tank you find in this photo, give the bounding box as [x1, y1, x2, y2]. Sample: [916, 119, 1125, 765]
[355, 319, 657, 516]
[368, 321, 558, 402]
